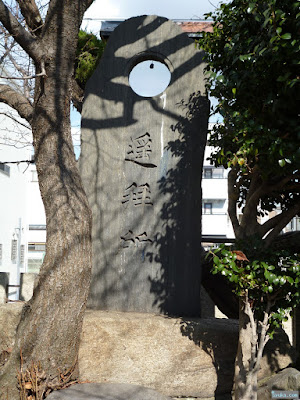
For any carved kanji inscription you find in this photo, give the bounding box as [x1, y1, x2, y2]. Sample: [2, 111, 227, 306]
[121, 230, 153, 248]
[125, 133, 157, 167]
[122, 183, 153, 207]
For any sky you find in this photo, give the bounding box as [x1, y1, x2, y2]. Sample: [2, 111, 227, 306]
[82, 0, 226, 33]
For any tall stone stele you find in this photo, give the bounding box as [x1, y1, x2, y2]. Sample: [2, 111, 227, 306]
[80, 15, 209, 316]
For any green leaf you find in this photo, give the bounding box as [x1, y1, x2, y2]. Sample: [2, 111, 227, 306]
[273, 278, 280, 285]
[264, 270, 271, 280]
[247, 3, 256, 13]
[213, 256, 220, 264]
[279, 277, 286, 285]
[281, 33, 291, 40]
[278, 159, 286, 167]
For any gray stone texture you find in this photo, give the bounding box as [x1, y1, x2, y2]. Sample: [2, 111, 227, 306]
[80, 15, 209, 316]
[0, 303, 22, 351]
[78, 311, 294, 399]
[47, 383, 172, 400]
[0, 305, 295, 399]
[20, 272, 37, 301]
[258, 368, 300, 400]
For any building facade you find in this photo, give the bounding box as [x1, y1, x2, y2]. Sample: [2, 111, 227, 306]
[0, 103, 46, 301]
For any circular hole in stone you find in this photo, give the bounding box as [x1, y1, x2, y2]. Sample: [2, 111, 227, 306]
[129, 59, 171, 97]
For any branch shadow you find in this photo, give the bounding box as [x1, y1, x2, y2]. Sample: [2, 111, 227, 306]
[80, 15, 209, 317]
[146, 92, 209, 316]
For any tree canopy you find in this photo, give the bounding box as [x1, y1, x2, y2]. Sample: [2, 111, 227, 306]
[198, 0, 300, 246]
[199, 2, 300, 397]
[75, 30, 105, 89]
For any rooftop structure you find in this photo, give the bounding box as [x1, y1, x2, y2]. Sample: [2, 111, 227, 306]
[100, 19, 213, 40]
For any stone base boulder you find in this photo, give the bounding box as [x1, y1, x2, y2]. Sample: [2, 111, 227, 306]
[0, 303, 22, 352]
[258, 368, 300, 400]
[79, 311, 295, 399]
[47, 383, 172, 400]
[0, 305, 295, 399]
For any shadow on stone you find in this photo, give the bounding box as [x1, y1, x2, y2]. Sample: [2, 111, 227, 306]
[47, 383, 172, 400]
[180, 317, 296, 399]
[80, 15, 208, 316]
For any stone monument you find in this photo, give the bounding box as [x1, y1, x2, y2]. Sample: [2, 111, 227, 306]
[80, 15, 209, 316]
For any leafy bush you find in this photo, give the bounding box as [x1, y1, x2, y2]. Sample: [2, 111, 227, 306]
[75, 30, 105, 88]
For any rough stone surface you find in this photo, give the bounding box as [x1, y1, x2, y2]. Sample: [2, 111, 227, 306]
[78, 311, 294, 398]
[47, 383, 172, 400]
[0, 273, 9, 304]
[0, 303, 22, 351]
[258, 368, 300, 400]
[20, 273, 37, 301]
[0, 306, 295, 399]
[80, 15, 209, 316]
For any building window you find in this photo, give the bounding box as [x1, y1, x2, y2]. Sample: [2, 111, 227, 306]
[204, 202, 213, 215]
[20, 245, 25, 265]
[11, 240, 17, 262]
[213, 168, 224, 179]
[0, 163, 10, 176]
[28, 243, 46, 252]
[203, 168, 212, 179]
[203, 167, 224, 179]
[27, 258, 43, 274]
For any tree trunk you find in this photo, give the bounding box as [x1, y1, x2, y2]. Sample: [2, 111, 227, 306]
[201, 252, 239, 318]
[0, 3, 92, 398]
[234, 297, 258, 400]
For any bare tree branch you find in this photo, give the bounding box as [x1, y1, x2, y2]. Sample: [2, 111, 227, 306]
[273, 231, 300, 253]
[253, 302, 271, 373]
[16, 0, 43, 34]
[0, 83, 33, 123]
[4, 37, 32, 98]
[262, 173, 299, 196]
[259, 204, 299, 238]
[5, 37, 28, 76]
[0, 68, 46, 80]
[0, 0, 41, 61]
[263, 202, 300, 247]
[0, 110, 31, 129]
[228, 168, 241, 235]
[0, 31, 15, 63]
[43, 0, 95, 36]
[245, 166, 262, 203]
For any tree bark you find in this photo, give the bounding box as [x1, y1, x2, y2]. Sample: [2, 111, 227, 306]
[234, 296, 258, 400]
[0, 1, 93, 398]
[234, 294, 270, 400]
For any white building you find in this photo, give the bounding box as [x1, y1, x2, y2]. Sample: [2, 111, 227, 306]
[201, 124, 236, 246]
[0, 103, 46, 301]
[202, 147, 234, 240]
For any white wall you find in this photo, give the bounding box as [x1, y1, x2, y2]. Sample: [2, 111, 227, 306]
[202, 143, 234, 238]
[0, 104, 32, 299]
